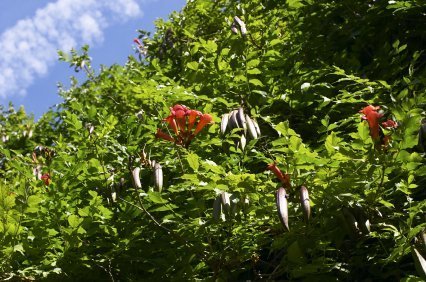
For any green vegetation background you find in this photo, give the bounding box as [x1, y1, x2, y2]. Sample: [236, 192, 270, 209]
[0, 0, 425, 280]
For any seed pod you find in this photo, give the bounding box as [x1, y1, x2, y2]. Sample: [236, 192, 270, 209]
[230, 194, 240, 217]
[242, 196, 250, 215]
[299, 186, 311, 222]
[353, 206, 370, 234]
[233, 16, 247, 36]
[412, 246, 426, 279]
[253, 119, 261, 137]
[245, 115, 258, 140]
[239, 135, 247, 150]
[154, 163, 163, 192]
[213, 196, 222, 220]
[221, 113, 230, 135]
[33, 164, 42, 180]
[237, 107, 247, 132]
[230, 22, 238, 34]
[118, 177, 125, 193]
[276, 187, 289, 231]
[229, 110, 240, 129]
[132, 167, 142, 189]
[221, 192, 231, 216]
[111, 186, 117, 203]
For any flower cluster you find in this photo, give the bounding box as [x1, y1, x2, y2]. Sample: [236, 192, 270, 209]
[267, 163, 291, 189]
[133, 38, 148, 56]
[359, 105, 398, 148]
[156, 104, 213, 148]
[41, 173, 51, 186]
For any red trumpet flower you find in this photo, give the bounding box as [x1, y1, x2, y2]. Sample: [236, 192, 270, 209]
[164, 115, 179, 135]
[155, 128, 175, 143]
[41, 173, 51, 186]
[381, 119, 398, 129]
[267, 163, 291, 188]
[187, 110, 202, 131]
[156, 104, 213, 148]
[359, 105, 398, 150]
[194, 114, 213, 136]
[359, 105, 383, 142]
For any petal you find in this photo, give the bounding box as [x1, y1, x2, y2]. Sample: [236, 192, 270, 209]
[155, 129, 175, 142]
[164, 115, 179, 135]
[187, 110, 202, 131]
[194, 114, 213, 135]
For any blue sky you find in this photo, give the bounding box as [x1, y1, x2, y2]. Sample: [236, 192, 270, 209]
[0, 0, 186, 119]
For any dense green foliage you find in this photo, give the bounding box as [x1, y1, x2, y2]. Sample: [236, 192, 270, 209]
[1, 0, 425, 280]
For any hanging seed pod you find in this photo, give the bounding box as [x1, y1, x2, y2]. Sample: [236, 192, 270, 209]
[253, 119, 261, 137]
[353, 206, 371, 235]
[221, 113, 230, 135]
[230, 194, 240, 217]
[33, 164, 42, 180]
[132, 167, 142, 189]
[242, 196, 250, 215]
[363, 219, 371, 234]
[213, 196, 222, 221]
[118, 177, 125, 194]
[412, 246, 426, 279]
[86, 123, 94, 135]
[154, 163, 163, 192]
[276, 187, 289, 231]
[230, 22, 238, 34]
[221, 192, 231, 217]
[299, 186, 311, 222]
[239, 135, 247, 151]
[111, 185, 117, 203]
[245, 115, 258, 140]
[237, 107, 247, 132]
[233, 16, 247, 36]
[229, 110, 240, 129]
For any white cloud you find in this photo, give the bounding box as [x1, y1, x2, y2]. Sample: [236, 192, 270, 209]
[0, 0, 142, 98]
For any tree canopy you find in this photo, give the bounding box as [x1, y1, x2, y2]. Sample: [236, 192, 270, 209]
[1, 0, 425, 280]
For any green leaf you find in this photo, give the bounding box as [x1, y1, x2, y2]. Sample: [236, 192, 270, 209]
[148, 191, 168, 204]
[3, 195, 16, 209]
[247, 68, 262, 74]
[249, 79, 264, 87]
[288, 241, 305, 264]
[187, 61, 199, 71]
[325, 132, 341, 154]
[247, 59, 260, 69]
[68, 215, 82, 228]
[357, 121, 371, 142]
[275, 121, 298, 137]
[204, 40, 217, 53]
[27, 195, 43, 207]
[186, 152, 199, 171]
